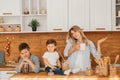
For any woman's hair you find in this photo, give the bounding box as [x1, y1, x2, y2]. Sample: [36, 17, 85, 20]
[67, 25, 89, 45]
[46, 39, 57, 46]
[19, 42, 30, 52]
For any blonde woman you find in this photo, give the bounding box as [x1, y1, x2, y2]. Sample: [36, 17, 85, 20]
[64, 25, 107, 73]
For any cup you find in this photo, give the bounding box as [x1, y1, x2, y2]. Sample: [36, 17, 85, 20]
[110, 64, 117, 76]
[80, 43, 86, 51]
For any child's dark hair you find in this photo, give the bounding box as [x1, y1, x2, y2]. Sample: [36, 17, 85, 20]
[46, 39, 57, 46]
[19, 42, 30, 52]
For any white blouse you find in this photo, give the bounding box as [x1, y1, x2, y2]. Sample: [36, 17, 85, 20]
[64, 40, 101, 71]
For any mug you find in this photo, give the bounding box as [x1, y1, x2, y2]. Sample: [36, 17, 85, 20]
[80, 43, 86, 51]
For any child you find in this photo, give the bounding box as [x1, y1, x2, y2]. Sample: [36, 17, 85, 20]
[16, 42, 40, 73]
[42, 39, 71, 75]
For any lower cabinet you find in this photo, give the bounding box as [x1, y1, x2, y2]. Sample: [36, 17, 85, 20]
[0, 71, 16, 80]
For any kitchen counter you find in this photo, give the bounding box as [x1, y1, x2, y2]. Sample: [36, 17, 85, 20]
[0, 66, 15, 71]
[10, 71, 120, 80]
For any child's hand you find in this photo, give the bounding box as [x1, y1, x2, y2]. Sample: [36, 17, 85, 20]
[51, 66, 57, 70]
[23, 58, 30, 62]
[98, 37, 108, 44]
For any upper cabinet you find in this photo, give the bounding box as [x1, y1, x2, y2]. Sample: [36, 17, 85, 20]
[112, 0, 120, 31]
[0, 0, 20, 15]
[47, 0, 68, 32]
[90, 0, 112, 31]
[0, 0, 114, 32]
[69, 0, 112, 31]
[68, 0, 90, 31]
[0, 0, 47, 32]
[0, 0, 21, 32]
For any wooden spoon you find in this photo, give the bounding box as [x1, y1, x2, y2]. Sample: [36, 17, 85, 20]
[114, 55, 119, 65]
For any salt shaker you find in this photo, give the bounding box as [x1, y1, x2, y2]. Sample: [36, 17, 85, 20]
[48, 69, 54, 76]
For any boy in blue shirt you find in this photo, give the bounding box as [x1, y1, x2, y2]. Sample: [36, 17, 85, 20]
[16, 42, 40, 73]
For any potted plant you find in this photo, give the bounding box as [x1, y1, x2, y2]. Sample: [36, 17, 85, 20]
[28, 19, 40, 31]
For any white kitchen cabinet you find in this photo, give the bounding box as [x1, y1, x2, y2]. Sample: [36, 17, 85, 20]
[0, 0, 47, 32]
[0, 0, 21, 32]
[68, 0, 90, 31]
[47, 0, 68, 32]
[112, 0, 120, 31]
[90, 0, 112, 31]
[0, 0, 113, 32]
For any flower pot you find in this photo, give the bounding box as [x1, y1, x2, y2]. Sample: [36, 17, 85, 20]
[32, 27, 37, 31]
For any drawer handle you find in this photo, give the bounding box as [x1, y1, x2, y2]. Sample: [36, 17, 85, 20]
[53, 28, 62, 31]
[96, 28, 106, 30]
[116, 28, 120, 30]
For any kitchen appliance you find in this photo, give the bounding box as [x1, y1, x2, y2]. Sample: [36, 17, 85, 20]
[0, 51, 5, 66]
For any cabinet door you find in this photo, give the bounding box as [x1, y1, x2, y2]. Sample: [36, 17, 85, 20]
[47, 0, 68, 32]
[90, 0, 112, 31]
[68, 0, 90, 31]
[0, 0, 20, 15]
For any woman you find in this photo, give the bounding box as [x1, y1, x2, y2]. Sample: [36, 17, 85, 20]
[64, 25, 107, 73]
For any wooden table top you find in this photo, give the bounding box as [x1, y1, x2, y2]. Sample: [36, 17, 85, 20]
[10, 71, 120, 80]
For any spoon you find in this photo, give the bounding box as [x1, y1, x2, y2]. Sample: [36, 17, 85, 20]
[114, 55, 119, 65]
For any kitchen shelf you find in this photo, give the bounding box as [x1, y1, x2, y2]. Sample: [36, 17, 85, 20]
[0, 0, 47, 32]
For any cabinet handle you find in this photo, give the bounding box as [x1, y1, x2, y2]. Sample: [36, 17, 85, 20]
[116, 28, 120, 30]
[3, 13, 12, 15]
[81, 28, 84, 30]
[96, 28, 106, 30]
[53, 28, 62, 31]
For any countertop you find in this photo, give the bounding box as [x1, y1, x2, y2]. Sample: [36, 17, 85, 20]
[10, 71, 120, 80]
[0, 66, 15, 71]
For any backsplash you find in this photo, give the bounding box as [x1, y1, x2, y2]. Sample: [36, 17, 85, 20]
[0, 32, 120, 67]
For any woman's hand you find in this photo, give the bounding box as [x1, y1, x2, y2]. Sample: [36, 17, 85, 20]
[72, 43, 80, 50]
[97, 37, 108, 55]
[68, 43, 80, 56]
[98, 37, 108, 44]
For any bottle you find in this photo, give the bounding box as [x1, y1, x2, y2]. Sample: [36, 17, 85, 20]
[48, 69, 54, 76]
[23, 61, 29, 74]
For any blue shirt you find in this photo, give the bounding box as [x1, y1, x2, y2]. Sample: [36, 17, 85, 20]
[64, 40, 101, 71]
[16, 55, 40, 73]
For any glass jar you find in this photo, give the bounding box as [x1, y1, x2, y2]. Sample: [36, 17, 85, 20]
[15, 26, 21, 32]
[0, 26, 4, 32]
[62, 61, 69, 71]
[6, 26, 13, 32]
[85, 67, 94, 76]
[23, 62, 29, 74]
